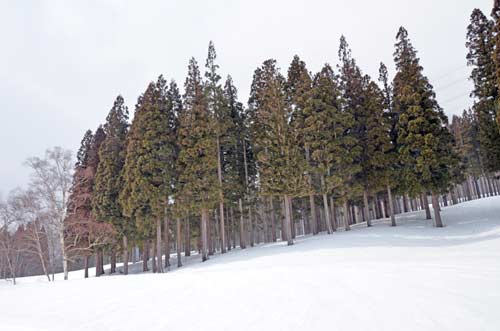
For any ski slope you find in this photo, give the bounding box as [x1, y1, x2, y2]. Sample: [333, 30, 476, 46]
[2, 196, 500, 331]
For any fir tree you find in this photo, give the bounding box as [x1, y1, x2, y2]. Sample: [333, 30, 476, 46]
[204, 41, 233, 253]
[492, 0, 500, 130]
[120, 76, 177, 272]
[222, 76, 249, 245]
[466, 8, 500, 173]
[249, 59, 308, 245]
[165, 79, 183, 268]
[338, 38, 392, 227]
[286, 55, 319, 235]
[337, 36, 365, 229]
[92, 95, 132, 275]
[359, 77, 393, 226]
[378, 62, 399, 226]
[66, 127, 112, 276]
[76, 130, 93, 168]
[393, 27, 459, 227]
[301, 64, 357, 233]
[176, 58, 218, 261]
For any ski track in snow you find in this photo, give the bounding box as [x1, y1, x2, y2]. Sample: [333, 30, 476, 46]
[1, 196, 500, 331]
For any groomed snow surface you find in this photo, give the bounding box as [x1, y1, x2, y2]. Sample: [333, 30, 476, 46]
[2, 196, 500, 331]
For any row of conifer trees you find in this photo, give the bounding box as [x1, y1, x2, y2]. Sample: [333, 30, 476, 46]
[64, 19, 500, 277]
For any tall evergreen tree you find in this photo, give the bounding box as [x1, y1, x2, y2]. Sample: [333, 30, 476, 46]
[249, 59, 308, 245]
[65, 130, 94, 262]
[466, 8, 500, 173]
[204, 41, 232, 253]
[92, 95, 132, 275]
[222, 76, 249, 245]
[120, 76, 177, 272]
[393, 27, 459, 227]
[492, 0, 500, 130]
[177, 58, 218, 261]
[301, 64, 357, 233]
[359, 77, 393, 226]
[286, 55, 319, 235]
[337, 36, 365, 229]
[338, 38, 392, 227]
[66, 127, 112, 277]
[378, 62, 399, 226]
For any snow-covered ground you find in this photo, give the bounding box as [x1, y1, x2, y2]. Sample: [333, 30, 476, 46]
[2, 196, 500, 331]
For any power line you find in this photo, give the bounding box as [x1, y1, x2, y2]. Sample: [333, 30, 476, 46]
[432, 63, 469, 81]
[435, 77, 469, 91]
[440, 93, 470, 105]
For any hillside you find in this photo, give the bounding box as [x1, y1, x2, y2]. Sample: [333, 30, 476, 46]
[2, 196, 500, 331]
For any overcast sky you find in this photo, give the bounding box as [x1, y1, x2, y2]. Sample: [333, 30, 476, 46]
[0, 0, 492, 195]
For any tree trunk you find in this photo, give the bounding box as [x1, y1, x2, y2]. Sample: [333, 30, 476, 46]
[382, 198, 388, 219]
[374, 195, 381, 219]
[35, 232, 50, 281]
[110, 251, 116, 274]
[5, 256, 16, 285]
[176, 218, 182, 268]
[122, 236, 128, 275]
[269, 196, 277, 242]
[305, 147, 318, 235]
[322, 193, 333, 234]
[201, 208, 209, 262]
[208, 213, 214, 256]
[231, 206, 236, 249]
[151, 240, 157, 273]
[343, 200, 351, 231]
[164, 216, 170, 268]
[474, 177, 481, 198]
[100, 250, 105, 275]
[402, 195, 409, 213]
[421, 193, 431, 219]
[261, 201, 270, 242]
[142, 243, 148, 272]
[96, 250, 102, 277]
[281, 198, 287, 241]
[463, 181, 470, 201]
[299, 200, 305, 236]
[132, 242, 137, 264]
[59, 226, 69, 280]
[442, 195, 448, 207]
[451, 189, 458, 205]
[351, 205, 357, 224]
[248, 206, 255, 247]
[184, 218, 191, 257]
[216, 137, 227, 254]
[284, 195, 294, 245]
[156, 218, 163, 273]
[486, 176, 494, 196]
[289, 196, 296, 239]
[363, 189, 371, 227]
[431, 193, 444, 228]
[330, 196, 337, 231]
[387, 185, 396, 226]
[84, 256, 89, 279]
[238, 198, 246, 249]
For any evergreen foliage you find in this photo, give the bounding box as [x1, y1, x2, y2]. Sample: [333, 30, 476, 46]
[92, 96, 132, 237]
[466, 8, 500, 172]
[393, 27, 459, 210]
[120, 76, 177, 240]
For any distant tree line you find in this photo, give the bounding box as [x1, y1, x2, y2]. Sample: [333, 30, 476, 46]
[2, 15, 500, 283]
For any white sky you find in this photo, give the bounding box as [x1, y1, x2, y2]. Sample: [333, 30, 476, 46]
[0, 0, 492, 195]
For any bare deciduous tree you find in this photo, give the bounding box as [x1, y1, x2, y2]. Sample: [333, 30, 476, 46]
[0, 194, 24, 285]
[25, 147, 73, 280]
[13, 189, 52, 281]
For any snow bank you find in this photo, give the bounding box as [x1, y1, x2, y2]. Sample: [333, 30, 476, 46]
[2, 196, 500, 331]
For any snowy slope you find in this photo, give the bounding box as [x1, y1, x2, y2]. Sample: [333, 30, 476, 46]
[2, 197, 500, 331]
